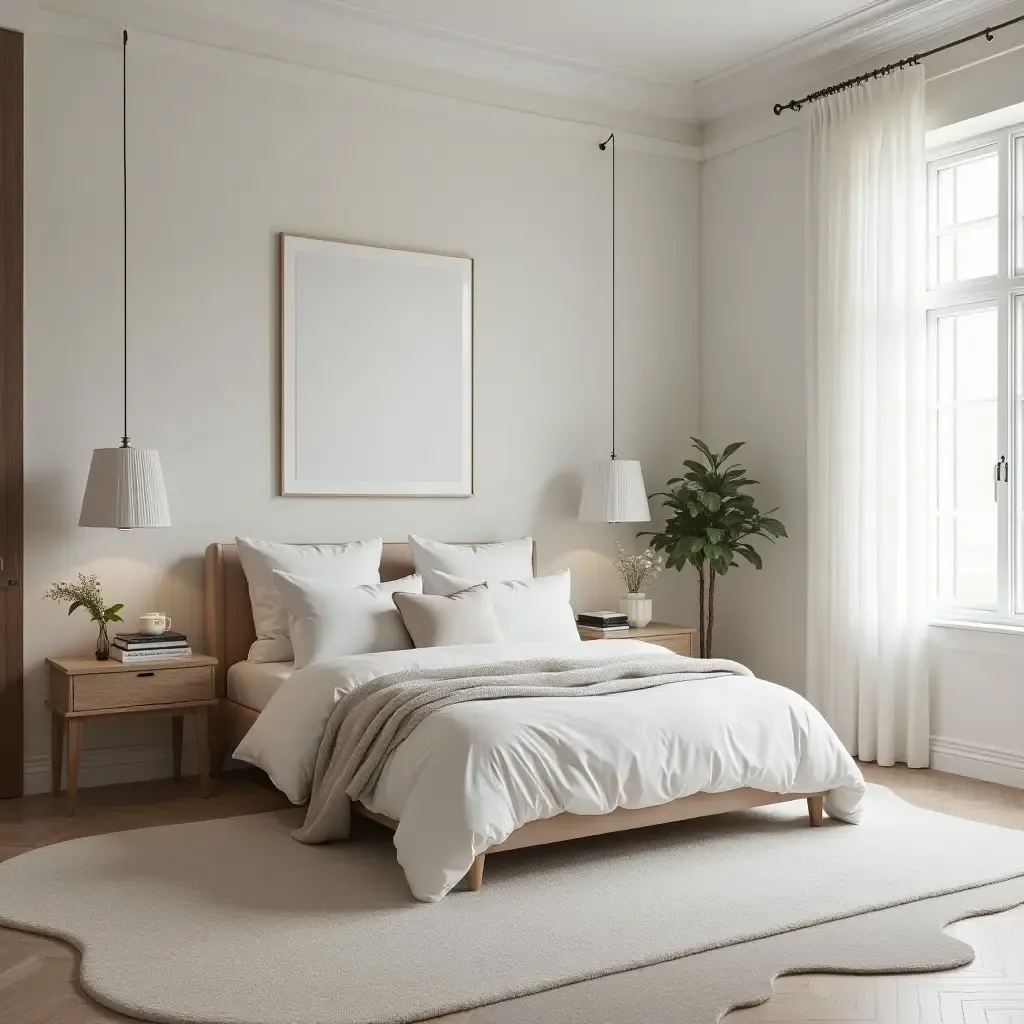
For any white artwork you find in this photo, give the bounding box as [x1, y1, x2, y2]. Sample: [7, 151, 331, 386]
[280, 234, 473, 496]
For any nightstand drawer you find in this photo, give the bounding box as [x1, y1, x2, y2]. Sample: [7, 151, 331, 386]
[72, 666, 214, 711]
[648, 635, 692, 656]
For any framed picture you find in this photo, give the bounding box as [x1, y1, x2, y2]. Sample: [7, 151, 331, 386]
[280, 234, 473, 496]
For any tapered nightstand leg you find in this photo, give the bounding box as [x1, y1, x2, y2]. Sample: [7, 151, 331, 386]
[172, 715, 183, 781]
[195, 706, 210, 798]
[66, 719, 82, 816]
[50, 714, 64, 795]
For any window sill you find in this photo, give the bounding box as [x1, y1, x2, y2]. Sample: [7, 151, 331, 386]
[929, 617, 1024, 636]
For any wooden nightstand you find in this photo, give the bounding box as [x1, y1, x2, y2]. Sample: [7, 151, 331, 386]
[577, 622, 696, 656]
[45, 654, 218, 814]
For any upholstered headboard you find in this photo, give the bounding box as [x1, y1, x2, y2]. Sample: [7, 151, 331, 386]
[203, 541, 537, 696]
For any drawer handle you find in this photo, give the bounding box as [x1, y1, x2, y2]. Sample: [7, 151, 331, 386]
[136, 671, 155, 678]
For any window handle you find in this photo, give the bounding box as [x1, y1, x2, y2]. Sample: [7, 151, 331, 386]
[995, 455, 1008, 499]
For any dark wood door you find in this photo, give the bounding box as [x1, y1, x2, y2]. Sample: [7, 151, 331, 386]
[0, 28, 23, 798]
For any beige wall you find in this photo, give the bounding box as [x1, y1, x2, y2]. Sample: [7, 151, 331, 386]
[22, 29, 700, 790]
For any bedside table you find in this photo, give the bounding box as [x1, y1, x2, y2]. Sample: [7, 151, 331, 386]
[577, 622, 696, 656]
[46, 654, 218, 815]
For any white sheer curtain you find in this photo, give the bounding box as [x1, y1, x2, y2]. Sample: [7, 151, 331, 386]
[805, 68, 930, 768]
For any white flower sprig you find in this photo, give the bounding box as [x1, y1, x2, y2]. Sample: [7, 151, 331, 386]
[612, 543, 663, 594]
[44, 573, 124, 625]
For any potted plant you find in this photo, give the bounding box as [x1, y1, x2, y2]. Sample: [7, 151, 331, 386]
[44, 573, 125, 660]
[611, 543, 664, 627]
[640, 438, 786, 657]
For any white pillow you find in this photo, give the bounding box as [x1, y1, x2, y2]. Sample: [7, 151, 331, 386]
[427, 569, 580, 644]
[409, 535, 534, 595]
[271, 572, 422, 669]
[392, 585, 506, 648]
[235, 537, 383, 663]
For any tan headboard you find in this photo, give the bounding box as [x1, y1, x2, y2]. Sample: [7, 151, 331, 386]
[203, 541, 536, 696]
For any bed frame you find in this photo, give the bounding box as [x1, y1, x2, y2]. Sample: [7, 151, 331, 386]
[203, 541, 825, 891]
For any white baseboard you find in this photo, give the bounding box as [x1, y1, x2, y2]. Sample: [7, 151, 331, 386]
[930, 736, 1024, 789]
[23, 741, 200, 796]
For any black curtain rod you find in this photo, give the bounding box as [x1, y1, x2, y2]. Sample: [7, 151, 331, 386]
[774, 12, 1024, 115]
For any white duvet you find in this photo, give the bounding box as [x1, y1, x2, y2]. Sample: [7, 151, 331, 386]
[236, 640, 866, 901]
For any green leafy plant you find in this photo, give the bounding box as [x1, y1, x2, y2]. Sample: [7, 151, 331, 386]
[639, 438, 786, 657]
[44, 573, 124, 659]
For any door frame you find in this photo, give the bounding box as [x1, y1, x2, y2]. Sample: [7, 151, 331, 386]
[0, 27, 23, 798]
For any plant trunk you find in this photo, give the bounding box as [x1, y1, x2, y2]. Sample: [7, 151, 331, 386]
[697, 565, 706, 658]
[706, 570, 716, 657]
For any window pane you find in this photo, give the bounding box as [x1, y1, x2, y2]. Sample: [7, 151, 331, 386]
[936, 222, 998, 284]
[955, 155, 998, 222]
[937, 234, 956, 283]
[933, 307, 1000, 609]
[932, 150, 999, 285]
[955, 308, 998, 400]
[937, 165, 956, 227]
[954, 221, 998, 280]
[955, 402, 997, 503]
[956, 502, 998, 606]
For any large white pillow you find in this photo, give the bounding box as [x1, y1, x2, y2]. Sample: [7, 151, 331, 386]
[235, 537, 383, 663]
[409, 535, 533, 595]
[427, 569, 580, 643]
[271, 571, 422, 669]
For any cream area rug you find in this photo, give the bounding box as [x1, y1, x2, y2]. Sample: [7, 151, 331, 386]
[0, 784, 1022, 1024]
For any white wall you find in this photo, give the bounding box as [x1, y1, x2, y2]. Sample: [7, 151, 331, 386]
[700, 51, 1024, 787]
[23, 28, 700, 791]
[699, 125, 808, 688]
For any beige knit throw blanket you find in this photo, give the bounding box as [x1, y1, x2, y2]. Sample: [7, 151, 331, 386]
[293, 652, 752, 845]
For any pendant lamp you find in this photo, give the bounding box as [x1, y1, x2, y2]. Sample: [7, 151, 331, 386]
[578, 133, 650, 524]
[79, 31, 170, 530]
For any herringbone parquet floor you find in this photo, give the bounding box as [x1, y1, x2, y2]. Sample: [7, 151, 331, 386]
[0, 764, 1020, 1023]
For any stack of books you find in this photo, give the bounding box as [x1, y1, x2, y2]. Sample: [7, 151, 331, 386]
[111, 631, 192, 662]
[576, 610, 631, 635]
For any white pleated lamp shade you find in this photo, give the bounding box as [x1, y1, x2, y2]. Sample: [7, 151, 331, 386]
[578, 458, 650, 523]
[79, 447, 171, 529]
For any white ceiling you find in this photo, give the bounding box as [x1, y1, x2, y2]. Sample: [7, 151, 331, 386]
[336, 0, 911, 84]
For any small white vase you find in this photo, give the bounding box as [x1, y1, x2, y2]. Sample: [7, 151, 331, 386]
[619, 593, 653, 628]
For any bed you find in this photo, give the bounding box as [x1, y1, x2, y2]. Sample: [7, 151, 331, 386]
[204, 541, 865, 901]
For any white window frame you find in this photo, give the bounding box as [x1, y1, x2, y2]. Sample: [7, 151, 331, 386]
[926, 125, 1024, 628]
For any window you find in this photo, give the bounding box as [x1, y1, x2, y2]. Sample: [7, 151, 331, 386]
[927, 128, 1024, 622]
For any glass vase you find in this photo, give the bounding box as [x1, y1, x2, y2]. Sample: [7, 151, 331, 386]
[95, 620, 110, 661]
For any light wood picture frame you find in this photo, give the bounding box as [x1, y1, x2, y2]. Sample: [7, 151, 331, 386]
[280, 234, 473, 496]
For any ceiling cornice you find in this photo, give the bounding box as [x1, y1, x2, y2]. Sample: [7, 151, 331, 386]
[26, 0, 1024, 139]
[36, 0, 696, 126]
[695, 0, 1024, 123]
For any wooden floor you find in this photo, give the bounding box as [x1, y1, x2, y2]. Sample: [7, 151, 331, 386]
[0, 764, 1021, 1023]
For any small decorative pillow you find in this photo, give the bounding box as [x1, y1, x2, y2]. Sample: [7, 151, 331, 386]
[409, 535, 534, 595]
[272, 572, 422, 670]
[235, 537, 383, 663]
[392, 585, 506, 648]
[426, 569, 580, 644]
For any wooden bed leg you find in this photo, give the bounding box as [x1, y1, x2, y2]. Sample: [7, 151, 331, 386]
[808, 795, 824, 827]
[466, 854, 485, 891]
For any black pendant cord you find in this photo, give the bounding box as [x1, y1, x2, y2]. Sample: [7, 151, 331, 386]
[120, 29, 129, 449]
[599, 132, 616, 460]
[774, 12, 1024, 115]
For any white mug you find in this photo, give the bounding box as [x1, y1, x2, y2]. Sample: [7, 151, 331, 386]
[139, 612, 172, 635]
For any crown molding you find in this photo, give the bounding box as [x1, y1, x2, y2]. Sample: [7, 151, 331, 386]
[18, 2, 701, 158]
[695, 0, 1024, 123]
[33, 0, 695, 128]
